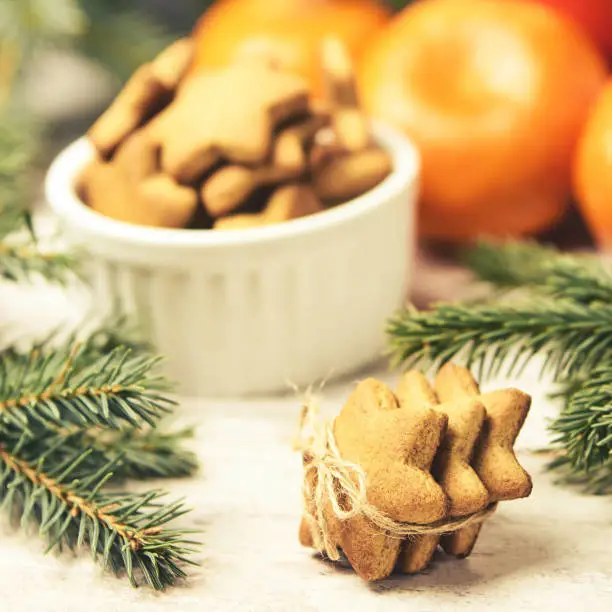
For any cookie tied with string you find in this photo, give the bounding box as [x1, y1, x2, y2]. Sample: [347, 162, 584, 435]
[434, 364, 532, 558]
[299, 378, 448, 581]
[396, 371, 489, 573]
[297, 366, 533, 581]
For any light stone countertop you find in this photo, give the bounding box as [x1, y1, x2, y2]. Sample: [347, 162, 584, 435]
[1, 276, 612, 612]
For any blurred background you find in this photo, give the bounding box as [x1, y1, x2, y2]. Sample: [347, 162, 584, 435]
[7, 0, 612, 304]
[7, 0, 608, 254]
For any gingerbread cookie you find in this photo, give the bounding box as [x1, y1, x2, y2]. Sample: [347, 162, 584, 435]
[300, 378, 448, 581]
[112, 128, 160, 185]
[214, 214, 268, 230]
[264, 184, 322, 223]
[202, 163, 302, 218]
[313, 147, 393, 202]
[396, 371, 488, 573]
[138, 175, 198, 228]
[299, 366, 533, 580]
[213, 184, 323, 230]
[88, 65, 168, 159]
[150, 38, 195, 91]
[84, 37, 393, 230]
[321, 37, 370, 152]
[434, 364, 532, 558]
[150, 62, 310, 183]
[82, 158, 197, 229]
[88, 39, 193, 159]
[274, 113, 331, 170]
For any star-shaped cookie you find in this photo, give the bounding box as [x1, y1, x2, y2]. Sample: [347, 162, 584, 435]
[396, 371, 489, 573]
[149, 62, 310, 184]
[82, 129, 197, 228]
[435, 364, 532, 557]
[88, 39, 195, 158]
[299, 378, 448, 581]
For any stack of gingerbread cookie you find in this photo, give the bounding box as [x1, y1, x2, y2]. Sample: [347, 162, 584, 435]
[79, 36, 392, 230]
[299, 363, 533, 581]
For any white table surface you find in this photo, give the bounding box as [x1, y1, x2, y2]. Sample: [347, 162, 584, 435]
[1, 50, 611, 611]
[1, 250, 612, 612]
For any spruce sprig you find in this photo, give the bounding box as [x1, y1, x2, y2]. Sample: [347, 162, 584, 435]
[547, 455, 612, 495]
[83, 426, 198, 480]
[0, 108, 77, 282]
[0, 0, 200, 589]
[1, 314, 155, 379]
[463, 240, 612, 304]
[26, 426, 199, 481]
[0, 440, 197, 589]
[0, 242, 78, 282]
[0, 346, 175, 432]
[388, 299, 612, 381]
[388, 241, 612, 493]
[549, 364, 612, 470]
[0, 113, 39, 232]
[0, 342, 199, 588]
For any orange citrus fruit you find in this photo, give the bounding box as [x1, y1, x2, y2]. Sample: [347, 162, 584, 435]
[526, 0, 612, 64]
[359, 0, 608, 241]
[573, 80, 612, 249]
[191, 0, 391, 98]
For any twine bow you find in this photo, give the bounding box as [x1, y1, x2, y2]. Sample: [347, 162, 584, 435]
[294, 395, 497, 561]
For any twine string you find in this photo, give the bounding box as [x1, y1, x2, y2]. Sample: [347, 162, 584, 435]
[295, 396, 497, 561]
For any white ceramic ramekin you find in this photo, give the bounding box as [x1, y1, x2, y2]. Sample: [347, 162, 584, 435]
[45, 124, 419, 397]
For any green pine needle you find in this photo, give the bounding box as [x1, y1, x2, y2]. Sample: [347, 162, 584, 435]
[547, 455, 612, 495]
[72, 315, 154, 366]
[1, 318, 195, 480]
[462, 240, 562, 288]
[2, 314, 155, 373]
[0, 111, 39, 240]
[463, 240, 612, 304]
[85, 426, 198, 480]
[387, 299, 612, 381]
[0, 0, 201, 589]
[388, 240, 612, 494]
[550, 365, 612, 470]
[0, 441, 198, 590]
[0, 108, 77, 283]
[0, 242, 78, 282]
[0, 345, 175, 433]
[33, 426, 199, 481]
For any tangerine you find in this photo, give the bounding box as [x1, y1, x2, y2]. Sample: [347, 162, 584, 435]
[573, 81, 612, 249]
[359, 0, 608, 241]
[527, 0, 612, 64]
[190, 0, 391, 98]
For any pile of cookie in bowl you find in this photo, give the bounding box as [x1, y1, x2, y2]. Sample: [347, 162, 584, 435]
[78, 37, 393, 230]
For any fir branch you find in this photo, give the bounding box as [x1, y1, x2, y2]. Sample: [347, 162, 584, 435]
[547, 455, 612, 495]
[0, 346, 175, 433]
[0, 110, 39, 236]
[0, 241, 77, 282]
[85, 426, 198, 480]
[387, 299, 612, 381]
[1, 323, 194, 481]
[25, 426, 199, 481]
[73, 314, 154, 367]
[549, 364, 612, 470]
[0, 108, 77, 283]
[463, 241, 612, 304]
[0, 441, 198, 589]
[389, 240, 612, 494]
[462, 240, 561, 287]
[2, 314, 154, 372]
